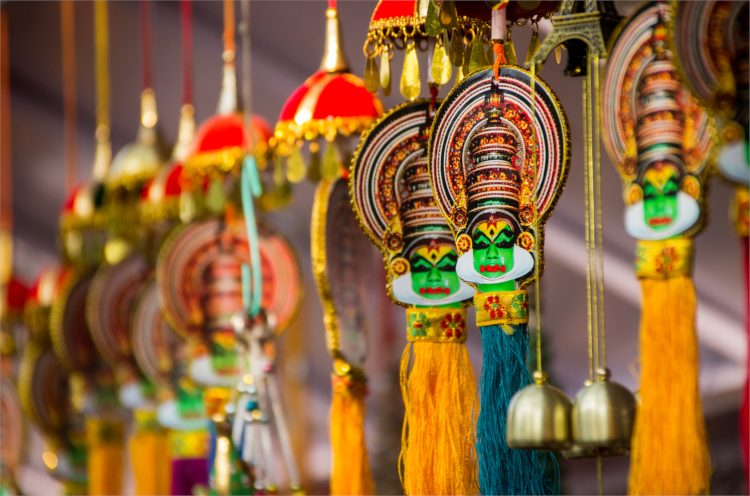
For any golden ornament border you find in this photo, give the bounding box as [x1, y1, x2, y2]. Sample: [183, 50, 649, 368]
[17, 341, 64, 445]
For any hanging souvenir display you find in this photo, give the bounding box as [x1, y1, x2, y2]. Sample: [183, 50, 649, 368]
[311, 176, 374, 495]
[428, 62, 569, 494]
[602, 3, 714, 494]
[19, 266, 88, 495]
[668, 3, 750, 485]
[351, 99, 478, 495]
[275, 1, 383, 186]
[184, 0, 272, 218]
[364, 0, 558, 98]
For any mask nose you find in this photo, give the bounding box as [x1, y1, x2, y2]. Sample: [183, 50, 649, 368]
[427, 267, 442, 284]
[486, 243, 500, 261]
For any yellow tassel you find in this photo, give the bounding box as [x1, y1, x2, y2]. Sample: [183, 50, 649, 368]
[399, 339, 478, 495]
[628, 276, 711, 495]
[130, 410, 172, 496]
[330, 374, 375, 495]
[86, 418, 125, 496]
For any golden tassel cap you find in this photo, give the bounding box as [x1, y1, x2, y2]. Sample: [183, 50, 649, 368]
[320, 8, 350, 73]
[571, 368, 636, 450]
[506, 370, 572, 450]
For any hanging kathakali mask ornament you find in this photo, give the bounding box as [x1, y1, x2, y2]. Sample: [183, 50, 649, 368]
[428, 65, 569, 495]
[668, 2, 749, 481]
[602, 3, 714, 494]
[364, 0, 558, 98]
[157, 215, 301, 388]
[275, 1, 383, 187]
[351, 99, 477, 496]
[311, 176, 374, 495]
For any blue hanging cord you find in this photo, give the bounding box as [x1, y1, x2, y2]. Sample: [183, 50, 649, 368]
[240, 155, 263, 316]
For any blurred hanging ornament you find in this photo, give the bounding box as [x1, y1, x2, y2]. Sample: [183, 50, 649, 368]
[602, 4, 714, 494]
[311, 177, 375, 495]
[275, 2, 382, 183]
[669, 7, 749, 479]
[184, 0, 273, 214]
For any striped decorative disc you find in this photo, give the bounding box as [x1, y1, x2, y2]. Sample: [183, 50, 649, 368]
[602, 1, 713, 182]
[131, 277, 185, 389]
[18, 342, 70, 443]
[87, 254, 150, 375]
[312, 177, 372, 368]
[49, 268, 100, 374]
[0, 375, 24, 469]
[157, 216, 302, 340]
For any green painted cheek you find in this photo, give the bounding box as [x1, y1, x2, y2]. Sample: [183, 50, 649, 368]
[412, 268, 460, 301]
[644, 194, 678, 230]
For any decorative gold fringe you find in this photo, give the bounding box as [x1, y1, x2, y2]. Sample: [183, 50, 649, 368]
[628, 276, 711, 495]
[330, 374, 375, 495]
[130, 410, 172, 496]
[399, 341, 478, 496]
[86, 418, 124, 496]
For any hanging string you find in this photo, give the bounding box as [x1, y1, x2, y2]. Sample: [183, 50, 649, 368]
[585, 50, 600, 374]
[61, 1, 78, 194]
[593, 52, 607, 369]
[582, 66, 594, 382]
[1, 8, 12, 233]
[92, 0, 111, 180]
[140, 0, 154, 91]
[180, 0, 193, 106]
[223, 0, 235, 61]
[238, 0, 262, 316]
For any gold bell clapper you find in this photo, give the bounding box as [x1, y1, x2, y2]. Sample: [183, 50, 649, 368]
[506, 370, 572, 450]
[572, 368, 636, 451]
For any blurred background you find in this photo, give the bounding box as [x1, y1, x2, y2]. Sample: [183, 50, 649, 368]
[2, 1, 747, 494]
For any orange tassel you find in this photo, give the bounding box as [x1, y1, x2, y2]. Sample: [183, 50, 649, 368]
[330, 374, 375, 495]
[86, 418, 125, 496]
[130, 410, 172, 496]
[399, 338, 477, 495]
[628, 275, 711, 495]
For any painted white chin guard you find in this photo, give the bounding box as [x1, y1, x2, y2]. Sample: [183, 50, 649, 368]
[625, 191, 700, 240]
[391, 272, 475, 306]
[456, 245, 534, 285]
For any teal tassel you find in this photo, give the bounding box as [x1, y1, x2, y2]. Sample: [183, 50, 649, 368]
[476, 324, 560, 495]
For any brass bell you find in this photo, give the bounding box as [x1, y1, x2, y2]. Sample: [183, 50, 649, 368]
[507, 370, 572, 450]
[572, 368, 636, 450]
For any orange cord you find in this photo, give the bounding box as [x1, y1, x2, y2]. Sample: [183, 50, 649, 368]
[223, 0, 235, 59]
[493, 42, 506, 81]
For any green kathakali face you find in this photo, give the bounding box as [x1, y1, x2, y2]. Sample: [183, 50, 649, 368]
[472, 220, 516, 279]
[409, 243, 461, 301]
[642, 163, 680, 230]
